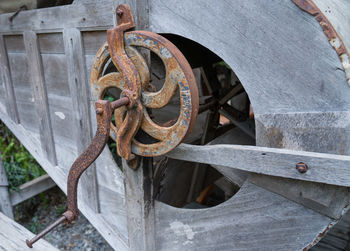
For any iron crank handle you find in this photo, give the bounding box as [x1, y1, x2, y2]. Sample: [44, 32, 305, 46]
[26, 97, 129, 248]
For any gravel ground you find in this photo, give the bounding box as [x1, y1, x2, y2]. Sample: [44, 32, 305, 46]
[14, 186, 113, 251]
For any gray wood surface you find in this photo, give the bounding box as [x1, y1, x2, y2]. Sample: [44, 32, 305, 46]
[10, 174, 56, 206]
[155, 182, 332, 251]
[124, 158, 155, 251]
[63, 27, 99, 213]
[0, 212, 58, 250]
[0, 102, 128, 250]
[167, 143, 350, 187]
[0, 0, 116, 34]
[0, 0, 349, 250]
[0, 156, 13, 219]
[23, 31, 57, 165]
[250, 174, 350, 219]
[0, 35, 19, 123]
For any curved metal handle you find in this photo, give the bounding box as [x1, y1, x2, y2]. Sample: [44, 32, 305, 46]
[26, 97, 129, 248]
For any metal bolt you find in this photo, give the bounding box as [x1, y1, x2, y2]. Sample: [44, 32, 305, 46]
[296, 162, 308, 173]
[117, 9, 123, 17]
[96, 108, 103, 115]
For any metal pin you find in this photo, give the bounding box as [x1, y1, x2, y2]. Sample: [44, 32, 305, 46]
[26, 215, 66, 248]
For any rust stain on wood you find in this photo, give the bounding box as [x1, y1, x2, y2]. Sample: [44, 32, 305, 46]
[293, 0, 350, 86]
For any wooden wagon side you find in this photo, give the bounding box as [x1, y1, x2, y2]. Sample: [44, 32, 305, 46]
[0, 0, 349, 250]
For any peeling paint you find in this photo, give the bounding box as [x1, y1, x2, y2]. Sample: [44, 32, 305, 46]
[170, 221, 195, 241]
[54, 111, 65, 120]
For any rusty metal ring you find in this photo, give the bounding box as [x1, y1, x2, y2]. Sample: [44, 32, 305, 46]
[91, 31, 199, 157]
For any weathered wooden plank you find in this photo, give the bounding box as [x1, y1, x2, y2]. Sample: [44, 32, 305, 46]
[0, 156, 13, 219]
[82, 31, 106, 55]
[12, 86, 39, 133]
[0, 35, 19, 123]
[167, 143, 350, 187]
[155, 182, 332, 251]
[250, 174, 350, 219]
[312, 0, 350, 86]
[3, 35, 25, 53]
[207, 126, 254, 187]
[42, 53, 70, 96]
[63, 27, 99, 213]
[10, 174, 56, 206]
[122, 3, 155, 249]
[135, 0, 150, 30]
[0, 0, 118, 34]
[23, 30, 57, 165]
[314, 0, 350, 52]
[150, 0, 350, 114]
[38, 33, 65, 54]
[0, 212, 58, 250]
[47, 94, 77, 146]
[124, 158, 155, 251]
[7, 52, 30, 88]
[0, 102, 128, 250]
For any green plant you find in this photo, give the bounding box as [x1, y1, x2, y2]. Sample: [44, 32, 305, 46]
[28, 215, 42, 234]
[0, 121, 46, 192]
[55, 204, 66, 215]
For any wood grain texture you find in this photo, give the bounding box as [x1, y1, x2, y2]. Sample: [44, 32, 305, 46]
[155, 182, 332, 251]
[0, 212, 58, 250]
[0, 35, 19, 123]
[0, 156, 13, 219]
[312, 208, 350, 250]
[63, 27, 99, 213]
[0, 0, 117, 34]
[24, 31, 57, 165]
[149, 0, 350, 115]
[124, 158, 155, 251]
[10, 174, 56, 206]
[167, 143, 350, 187]
[249, 174, 350, 219]
[0, 101, 128, 250]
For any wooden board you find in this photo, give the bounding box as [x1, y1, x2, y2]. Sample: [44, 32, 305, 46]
[24, 31, 57, 165]
[10, 174, 56, 206]
[155, 182, 332, 251]
[0, 212, 58, 250]
[0, 0, 349, 250]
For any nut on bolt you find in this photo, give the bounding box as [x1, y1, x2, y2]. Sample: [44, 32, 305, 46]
[96, 108, 103, 115]
[296, 162, 308, 173]
[117, 9, 123, 16]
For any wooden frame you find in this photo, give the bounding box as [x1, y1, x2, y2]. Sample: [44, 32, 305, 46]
[0, 0, 349, 250]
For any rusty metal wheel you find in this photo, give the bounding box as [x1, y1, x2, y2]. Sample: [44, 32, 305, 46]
[90, 31, 199, 157]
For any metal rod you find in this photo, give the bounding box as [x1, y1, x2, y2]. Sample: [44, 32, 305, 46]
[111, 96, 130, 109]
[26, 215, 67, 248]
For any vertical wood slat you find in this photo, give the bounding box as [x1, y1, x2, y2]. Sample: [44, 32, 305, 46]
[0, 155, 14, 219]
[124, 158, 155, 251]
[122, 1, 155, 250]
[135, 0, 149, 29]
[0, 35, 19, 124]
[63, 28, 99, 213]
[23, 31, 57, 165]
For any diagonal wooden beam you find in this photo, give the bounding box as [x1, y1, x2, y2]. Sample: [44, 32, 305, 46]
[0, 35, 19, 124]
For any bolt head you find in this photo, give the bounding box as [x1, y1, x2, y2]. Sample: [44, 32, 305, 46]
[296, 162, 308, 173]
[117, 9, 123, 16]
[95, 108, 103, 115]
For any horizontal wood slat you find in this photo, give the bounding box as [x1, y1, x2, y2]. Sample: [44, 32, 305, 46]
[10, 174, 56, 206]
[167, 143, 350, 187]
